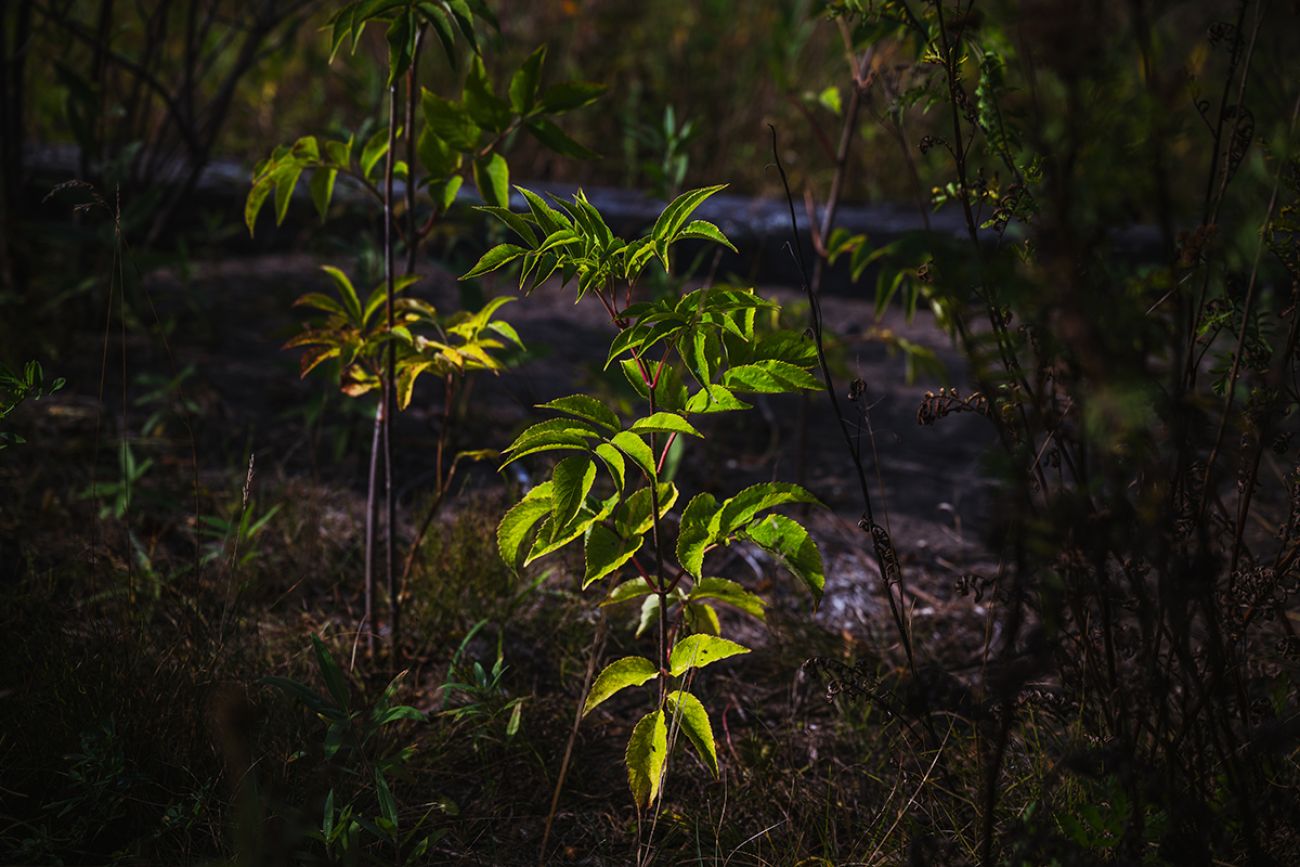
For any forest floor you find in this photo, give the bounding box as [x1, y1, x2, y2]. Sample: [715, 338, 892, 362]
[2, 253, 1016, 864]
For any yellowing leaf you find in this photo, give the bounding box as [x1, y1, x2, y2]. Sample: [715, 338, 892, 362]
[668, 634, 749, 677]
[583, 656, 658, 716]
[625, 709, 667, 809]
[665, 690, 718, 776]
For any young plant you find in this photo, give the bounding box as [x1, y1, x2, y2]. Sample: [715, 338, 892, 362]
[265, 634, 433, 864]
[467, 186, 828, 812]
[245, 1, 601, 658]
[0, 359, 65, 449]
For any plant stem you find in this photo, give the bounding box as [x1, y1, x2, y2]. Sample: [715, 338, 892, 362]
[364, 400, 381, 657]
[383, 80, 398, 662]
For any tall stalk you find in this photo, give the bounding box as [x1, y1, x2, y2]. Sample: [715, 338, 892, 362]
[383, 79, 399, 661]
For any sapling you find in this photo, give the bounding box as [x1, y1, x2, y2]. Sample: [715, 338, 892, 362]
[245, 0, 601, 658]
[466, 185, 829, 816]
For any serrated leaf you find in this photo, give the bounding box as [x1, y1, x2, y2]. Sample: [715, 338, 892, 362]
[713, 482, 821, 538]
[626, 709, 667, 809]
[477, 205, 538, 245]
[665, 690, 718, 776]
[668, 634, 749, 677]
[540, 394, 620, 432]
[583, 523, 644, 588]
[611, 431, 656, 481]
[688, 577, 766, 620]
[676, 492, 719, 579]
[463, 244, 526, 279]
[677, 220, 737, 252]
[583, 656, 658, 716]
[593, 442, 626, 492]
[723, 360, 822, 393]
[552, 455, 596, 529]
[686, 601, 721, 635]
[744, 513, 825, 607]
[652, 185, 726, 246]
[602, 576, 656, 606]
[628, 412, 702, 438]
[517, 186, 571, 234]
[684, 385, 751, 414]
[496, 481, 553, 573]
[504, 418, 602, 455]
[613, 482, 677, 538]
[526, 492, 617, 563]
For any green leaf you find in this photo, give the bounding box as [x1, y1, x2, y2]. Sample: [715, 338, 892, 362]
[375, 768, 398, 828]
[464, 55, 511, 132]
[593, 442, 626, 492]
[509, 45, 546, 113]
[386, 8, 415, 84]
[714, 482, 821, 538]
[611, 431, 656, 481]
[723, 360, 822, 393]
[684, 385, 751, 414]
[676, 492, 719, 579]
[539, 80, 606, 113]
[686, 601, 721, 635]
[526, 492, 617, 563]
[308, 168, 338, 221]
[665, 690, 718, 776]
[526, 118, 598, 160]
[311, 634, 351, 710]
[418, 125, 461, 178]
[473, 152, 510, 209]
[677, 220, 737, 252]
[552, 455, 596, 529]
[583, 523, 644, 588]
[502, 418, 602, 463]
[273, 163, 304, 225]
[628, 412, 703, 438]
[497, 481, 553, 572]
[668, 634, 749, 677]
[625, 709, 668, 809]
[433, 174, 464, 212]
[463, 244, 526, 279]
[614, 482, 677, 538]
[636, 594, 661, 638]
[421, 89, 481, 151]
[744, 513, 825, 607]
[688, 577, 766, 620]
[477, 205, 538, 246]
[245, 176, 274, 234]
[584, 656, 658, 716]
[652, 185, 727, 245]
[602, 576, 656, 606]
[539, 394, 620, 432]
[518, 186, 572, 234]
[360, 127, 390, 180]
